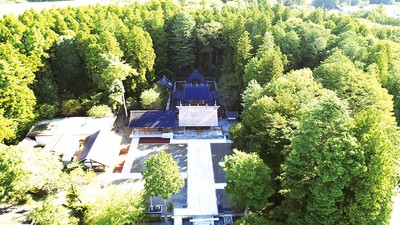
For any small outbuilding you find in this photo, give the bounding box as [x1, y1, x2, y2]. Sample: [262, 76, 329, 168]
[73, 129, 121, 171]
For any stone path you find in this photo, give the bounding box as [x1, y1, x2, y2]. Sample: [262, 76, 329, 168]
[173, 139, 225, 217]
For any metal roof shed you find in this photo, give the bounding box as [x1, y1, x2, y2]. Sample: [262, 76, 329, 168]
[42, 134, 82, 163]
[74, 130, 121, 169]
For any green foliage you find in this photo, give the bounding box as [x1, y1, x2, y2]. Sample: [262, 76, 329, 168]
[297, 21, 331, 69]
[0, 114, 15, 143]
[282, 91, 359, 224]
[93, 53, 136, 111]
[234, 31, 253, 90]
[243, 35, 285, 87]
[221, 150, 274, 210]
[345, 109, 399, 224]
[272, 25, 301, 71]
[334, 31, 368, 67]
[169, 10, 196, 72]
[29, 195, 79, 225]
[0, 43, 36, 137]
[167, 201, 174, 211]
[63, 163, 98, 211]
[234, 211, 272, 225]
[83, 183, 145, 225]
[314, 51, 394, 115]
[33, 60, 59, 105]
[117, 26, 155, 83]
[366, 40, 393, 84]
[241, 79, 264, 110]
[60, 99, 83, 116]
[142, 151, 184, 200]
[142, 151, 184, 224]
[196, 21, 223, 70]
[385, 67, 400, 124]
[140, 86, 166, 110]
[231, 69, 324, 195]
[0, 144, 64, 201]
[87, 105, 113, 118]
[142, 3, 170, 77]
[35, 104, 57, 120]
[52, 35, 85, 97]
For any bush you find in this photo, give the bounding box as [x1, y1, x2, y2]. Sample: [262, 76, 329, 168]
[126, 97, 140, 110]
[35, 104, 57, 120]
[0, 145, 64, 201]
[29, 195, 79, 225]
[87, 105, 113, 118]
[140, 86, 166, 110]
[83, 183, 145, 224]
[167, 201, 174, 212]
[60, 99, 83, 116]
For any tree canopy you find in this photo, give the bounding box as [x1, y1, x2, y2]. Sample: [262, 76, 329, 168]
[1, 1, 400, 224]
[142, 151, 184, 224]
[221, 149, 274, 218]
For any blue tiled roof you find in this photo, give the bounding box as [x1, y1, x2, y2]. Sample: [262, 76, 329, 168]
[129, 110, 176, 128]
[184, 84, 210, 101]
[187, 69, 205, 84]
[157, 75, 173, 90]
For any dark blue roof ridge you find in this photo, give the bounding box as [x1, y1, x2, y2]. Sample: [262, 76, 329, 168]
[184, 83, 210, 87]
[187, 69, 206, 84]
[130, 110, 173, 112]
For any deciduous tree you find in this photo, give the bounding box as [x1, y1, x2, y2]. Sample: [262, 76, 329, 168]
[29, 195, 79, 225]
[0, 144, 64, 201]
[142, 151, 184, 224]
[83, 183, 146, 225]
[221, 150, 274, 219]
[87, 105, 113, 118]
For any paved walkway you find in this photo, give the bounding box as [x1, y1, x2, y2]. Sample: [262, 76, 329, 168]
[172, 139, 225, 217]
[122, 137, 140, 174]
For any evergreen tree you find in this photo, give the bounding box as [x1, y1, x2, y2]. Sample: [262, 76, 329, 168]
[52, 35, 85, 97]
[282, 91, 359, 225]
[169, 10, 196, 73]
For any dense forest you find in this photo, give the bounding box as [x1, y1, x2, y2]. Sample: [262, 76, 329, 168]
[1, 0, 400, 224]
